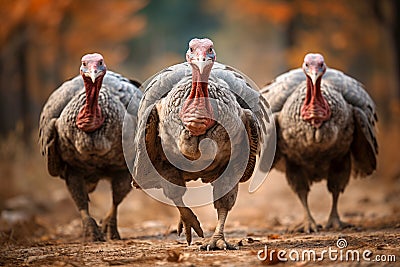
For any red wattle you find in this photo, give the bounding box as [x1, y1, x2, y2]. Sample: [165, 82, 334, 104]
[179, 82, 216, 136]
[300, 77, 331, 128]
[76, 76, 105, 132]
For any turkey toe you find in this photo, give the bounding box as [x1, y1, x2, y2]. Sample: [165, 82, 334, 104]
[178, 209, 204, 245]
[100, 216, 120, 240]
[200, 238, 238, 251]
[290, 219, 322, 234]
[83, 217, 105, 242]
[325, 217, 354, 230]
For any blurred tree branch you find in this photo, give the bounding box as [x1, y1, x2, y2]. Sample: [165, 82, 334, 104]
[372, 0, 399, 102]
[0, 0, 147, 144]
[217, 0, 398, 124]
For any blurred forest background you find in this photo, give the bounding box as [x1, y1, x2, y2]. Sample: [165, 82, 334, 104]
[0, 0, 399, 215]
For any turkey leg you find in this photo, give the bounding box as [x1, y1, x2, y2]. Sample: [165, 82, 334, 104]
[176, 205, 204, 245]
[291, 190, 321, 233]
[200, 184, 238, 250]
[161, 168, 204, 245]
[66, 173, 105, 242]
[101, 172, 131, 240]
[325, 191, 352, 229]
[286, 162, 321, 233]
[326, 153, 353, 229]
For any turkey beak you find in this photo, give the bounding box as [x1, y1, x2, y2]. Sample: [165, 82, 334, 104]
[193, 60, 207, 74]
[193, 56, 213, 74]
[310, 70, 320, 86]
[88, 68, 101, 83]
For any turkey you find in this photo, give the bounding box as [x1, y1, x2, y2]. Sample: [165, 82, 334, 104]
[132, 38, 271, 250]
[39, 53, 143, 241]
[261, 53, 378, 233]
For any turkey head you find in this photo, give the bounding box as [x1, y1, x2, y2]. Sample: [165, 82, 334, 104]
[76, 53, 106, 132]
[179, 38, 216, 136]
[300, 53, 331, 128]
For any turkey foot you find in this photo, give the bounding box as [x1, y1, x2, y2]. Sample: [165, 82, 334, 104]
[177, 207, 204, 245]
[291, 190, 321, 233]
[83, 217, 105, 242]
[200, 237, 238, 251]
[290, 218, 322, 234]
[325, 191, 353, 230]
[200, 207, 237, 250]
[100, 215, 120, 240]
[325, 214, 353, 230]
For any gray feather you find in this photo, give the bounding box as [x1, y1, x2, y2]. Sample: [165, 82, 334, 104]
[261, 67, 378, 179]
[134, 61, 273, 189]
[39, 71, 143, 177]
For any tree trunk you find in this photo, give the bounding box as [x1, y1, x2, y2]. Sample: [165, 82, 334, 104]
[18, 27, 32, 147]
[372, 0, 400, 100]
[0, 23, 32, 147]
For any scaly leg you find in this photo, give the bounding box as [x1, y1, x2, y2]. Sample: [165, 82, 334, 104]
[286, 161, 320, 233]
[160, 168, 204, 245]
[290, 190, 321, 233]
[66, 173, 104, 242]
[176, 205, 204, 245]
[325, 190, 352, 229]
[200, 184, 238, 250]
[101, 173, 132, 240]
[326, 154, 352, 229]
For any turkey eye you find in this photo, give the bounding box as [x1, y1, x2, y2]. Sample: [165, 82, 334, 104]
[190, 47, 194, 52]
[82, 62, 87, 67]
[208, 47, 213, 53]
[99, 61, 103, 65]
[319, 63, 323, 68]
[305, 63, 309, 67]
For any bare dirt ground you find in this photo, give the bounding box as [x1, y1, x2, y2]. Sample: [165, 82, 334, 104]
[0, 168, 399, 266]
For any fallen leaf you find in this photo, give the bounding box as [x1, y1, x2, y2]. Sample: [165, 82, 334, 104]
[166, 249, 183, 262]
[267, 234, 281, 240]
